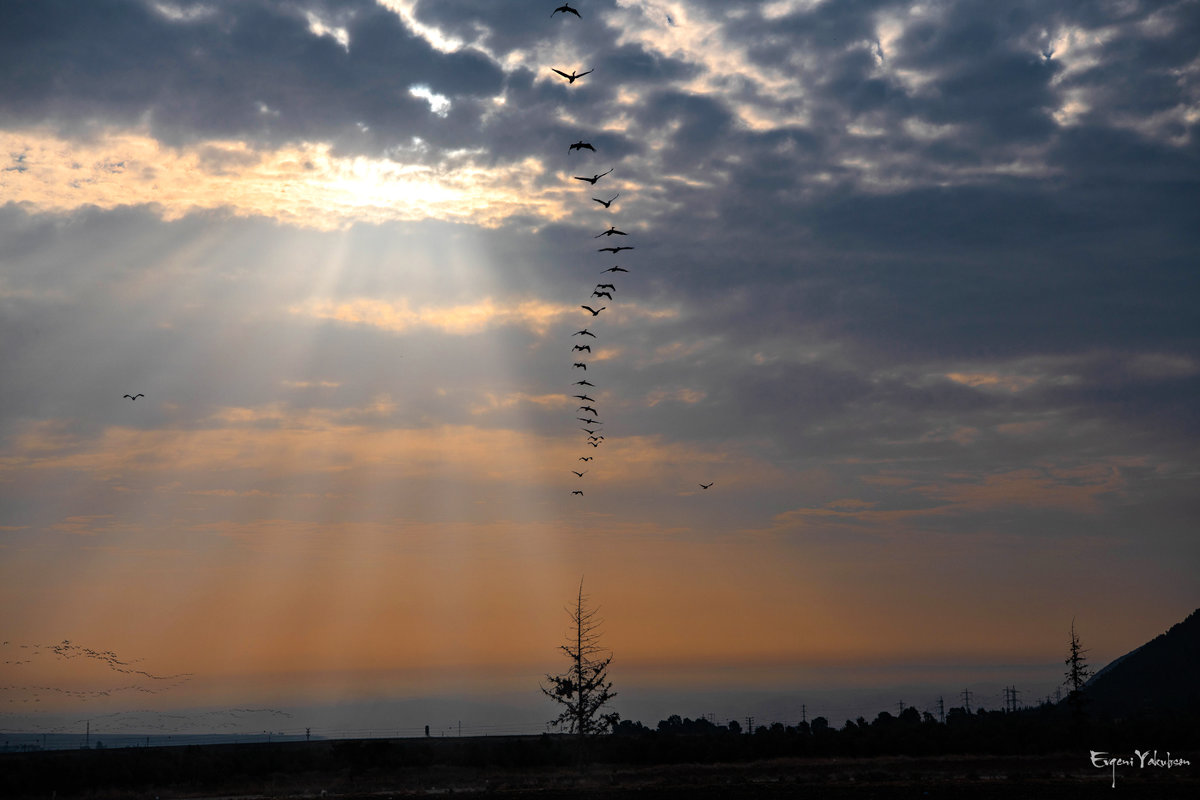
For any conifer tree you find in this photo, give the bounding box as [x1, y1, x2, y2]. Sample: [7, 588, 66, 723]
[542, 578, 619, 746]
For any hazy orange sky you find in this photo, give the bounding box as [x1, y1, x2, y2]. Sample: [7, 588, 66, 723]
[1, 0, 1197, 735]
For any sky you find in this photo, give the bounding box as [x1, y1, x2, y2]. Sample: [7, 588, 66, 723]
[1, 0, 1198, 737]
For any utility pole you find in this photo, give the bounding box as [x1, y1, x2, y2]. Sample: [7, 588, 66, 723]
[961, 689, 973, 714]
[745, 716, 754, 734]
[801, 704, 806, 724]
[898, 701, 905, 716]
[937, 696, 945, 724]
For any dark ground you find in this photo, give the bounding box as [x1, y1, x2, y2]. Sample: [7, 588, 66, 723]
[2, 740, 1198, 799]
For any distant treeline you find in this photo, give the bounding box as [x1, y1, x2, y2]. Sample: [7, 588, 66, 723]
[607, 699, 1200, 764]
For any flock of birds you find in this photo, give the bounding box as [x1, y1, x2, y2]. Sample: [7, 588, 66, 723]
[117, 4, 717, 502]
[1, 640, 192, 706]
[551, 4, 711, 497]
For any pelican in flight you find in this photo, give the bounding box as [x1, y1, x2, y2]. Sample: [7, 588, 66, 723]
[552, 67, 593, 84]
[123, 393, 145, 400]
[700, 483, 713, 490]
[597, 245, 634, 253]
[579, 456, 593, 461]
[572, 490, 584, 495]
[573, 362, 587, 370]
[581, 427, 598, 435]
[572, 470, 587, 477]
[594, 226, 627, 238]
[596, 283, 615, 290]
[573, 394, 595, 402]
[592, 291, 612, 300]
[581, 305, 606, 316]
[593, 194, 619, 208]
[573, 344, 592, 352]
[574, 168, 612, 185]
[574, 379, 595, 387]
[602, 266, 628, 273]
[573, 329, 597, 337]
[569, 140, 596, 153]
[552, 4, 581, 18]
[578, 406, 598, 415]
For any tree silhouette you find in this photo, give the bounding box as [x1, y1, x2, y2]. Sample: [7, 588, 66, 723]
[1064, 617, 1094, 723]
[542, 578, 619, 749]
[1064, 617, 1093, 691]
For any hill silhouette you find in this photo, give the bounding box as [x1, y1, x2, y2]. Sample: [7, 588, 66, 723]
[1084, 608, 1200, 719]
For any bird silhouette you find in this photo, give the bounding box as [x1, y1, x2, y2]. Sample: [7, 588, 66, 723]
[552, 67, 593, 84]
[572, 489, 584, 495]
[594, 226, 628, 237]
[578, 406, 598, 415]
[573, 328, 597, 337]
[123, 393, 145, 400]
[592, 291, 612, 300]
[573, 362, 587, 370]
[597, 245, 634, 253]
[593, 193, 619, 208]
[572, 470, 586, 477]
[581, 305, 606, 316]
[579, 418, 603, 425]
[588, 441, 600, 447]
[579, 456, 593, 461]
[700, 483, 713, 490]
[574, 379, 594, 386]
[573, 394, 595, 401]
[580, 427, 598, 435]
[596, 283, 615, 290]
[552, 4, 581, 18]
[573, 344, 592, 352]
[569, 140, 596, 153]
[574, 168, 612, 184]
[602, 266, 629, 273]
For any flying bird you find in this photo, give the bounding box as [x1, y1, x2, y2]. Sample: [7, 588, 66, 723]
[552, 67, 593, 84]
[573, 362, 587, 370]
[572, 471, 586, 477]
[578, 406, 598, 415]
[700, 483, 713, 490]
[552, 4, 581, 18]
[573, 329, 597, 337]
[581, 305, 606, 316]
[574, 379, 595, 386]
[593, 193, 619, 208]
[573, 344, 592, 352]
[594, 226, 628, 237]
[569, 140, 596, 153]
[123, 393, 145, 400]
[573, 394, 595, 401]
[572, 490, 584, 495]
[578, 417, 602, 424]
[597, 245, 634, 253]
[581, 427, 598, 435]
[592, 291, 612, 300]
[596, 283, 615, 290]
[588, 441, 600, 447]
[579, 456, 593, 461]
[574, 168, 612, 184]
[602, 266, 628, 273]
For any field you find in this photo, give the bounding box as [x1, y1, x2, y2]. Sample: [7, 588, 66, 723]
[3, 739, 1198, 799]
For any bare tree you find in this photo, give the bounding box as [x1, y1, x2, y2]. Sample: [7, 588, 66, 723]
[542, 578, 619, 746]
[1064, 617, 1093, 692]
[1064, 617, 1094, 722]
